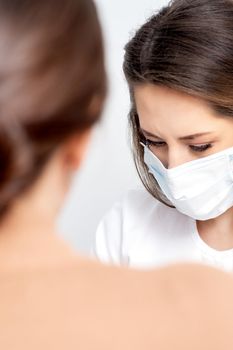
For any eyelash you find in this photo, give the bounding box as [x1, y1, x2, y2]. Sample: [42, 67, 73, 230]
[144, 139, 213, 153]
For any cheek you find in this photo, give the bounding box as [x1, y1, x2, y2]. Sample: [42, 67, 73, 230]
[151, 147, 169, 168]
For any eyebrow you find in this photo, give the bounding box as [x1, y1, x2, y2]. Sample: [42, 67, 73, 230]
[140, 128, 214, 141]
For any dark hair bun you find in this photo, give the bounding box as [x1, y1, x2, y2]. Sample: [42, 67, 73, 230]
[0, 0, 106, 219]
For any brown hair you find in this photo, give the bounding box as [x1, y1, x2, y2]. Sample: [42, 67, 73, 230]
[0, 0, 106, 218]
[123, 0, 233, 206]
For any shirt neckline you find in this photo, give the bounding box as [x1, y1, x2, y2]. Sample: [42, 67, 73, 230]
[190, 218, 233, 257]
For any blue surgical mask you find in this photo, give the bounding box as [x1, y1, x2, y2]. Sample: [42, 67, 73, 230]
[141, 142, 233, 220]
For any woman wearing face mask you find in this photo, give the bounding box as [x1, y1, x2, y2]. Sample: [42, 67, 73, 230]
[3, 1, 233, 349]
[95, 0, 233, 271]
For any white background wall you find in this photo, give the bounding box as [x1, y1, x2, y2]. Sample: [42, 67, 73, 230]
[57, 0, 169, 254]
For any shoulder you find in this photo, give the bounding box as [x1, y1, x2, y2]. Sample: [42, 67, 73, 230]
[94, 188, 183, 265]
[100, 188, 181, 231]
[95, 188, 161, 236]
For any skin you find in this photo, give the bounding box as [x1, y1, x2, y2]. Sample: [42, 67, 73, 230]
[134, 83, 233, 251]
[0, 130, 91, 269]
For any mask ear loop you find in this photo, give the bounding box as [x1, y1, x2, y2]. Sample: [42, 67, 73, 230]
[140, 141, 173, 199]
[140, 141, 147, 147]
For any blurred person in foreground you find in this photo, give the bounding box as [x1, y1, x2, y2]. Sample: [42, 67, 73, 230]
[0, 0, 232, 349]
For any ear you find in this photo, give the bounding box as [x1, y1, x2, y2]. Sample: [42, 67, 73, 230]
[62, 129, 92, 171]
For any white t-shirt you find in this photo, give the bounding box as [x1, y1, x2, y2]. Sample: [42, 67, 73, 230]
[94, 189, 233, 272]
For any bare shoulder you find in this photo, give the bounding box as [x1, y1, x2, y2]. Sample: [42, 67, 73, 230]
[59, 259, 233, 349]
[0, 258, 233, 349]
[80, 261, 233, 349]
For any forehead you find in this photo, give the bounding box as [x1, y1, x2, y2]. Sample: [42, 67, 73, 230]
[134, 84, 213, 118]
[134, 84, 225, 134]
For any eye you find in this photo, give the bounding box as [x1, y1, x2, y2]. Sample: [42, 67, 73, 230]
[189, 143, 213, 152]
[144, 139, 166, 148]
